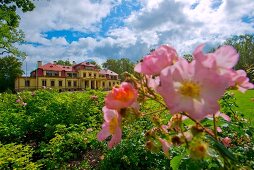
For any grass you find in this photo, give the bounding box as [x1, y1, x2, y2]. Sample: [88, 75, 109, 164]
[230, 89, 254, 125]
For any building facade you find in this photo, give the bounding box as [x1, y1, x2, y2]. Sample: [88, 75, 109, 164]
[15, 61, 120, 91]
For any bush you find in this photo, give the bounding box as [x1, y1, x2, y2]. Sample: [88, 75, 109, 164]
[38, 123, 104, 169]
[0, 89, 105, 143]
[0, 143, 41, 169]
[99, 117, 170, 170]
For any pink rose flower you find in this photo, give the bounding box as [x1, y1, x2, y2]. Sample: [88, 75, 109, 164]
[105, 82, 138, 110]
[231, 70, 254, 92]
[222, 137, 231, 147]
[16, 99, 21, 103]
[134, 45, 178, 75]
[193, 44, 239, 70]
[159, 138, 171, 157]
[97, 107, 122, 148]
[157, 59, 228, 120]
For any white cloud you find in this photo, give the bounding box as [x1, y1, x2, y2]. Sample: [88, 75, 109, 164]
[18, 0, 254, 74]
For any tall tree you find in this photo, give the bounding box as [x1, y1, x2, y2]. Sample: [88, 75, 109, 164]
[0, 0, 35, 92]
[0, 56, 23, 92]
[56, 60, 72, 66]
[224, 34, 254, 70]
[0, 0, 35, 58]
[224, 34, 254, 82]
[102, 58, 135, 81]
[88, 60, 101, 69]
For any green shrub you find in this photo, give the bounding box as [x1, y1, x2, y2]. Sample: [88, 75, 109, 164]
[38, 123, 104, 169]
[99, 118, 170, 170]
[0, 143, 41, 169]
[0, 89, 105, 143]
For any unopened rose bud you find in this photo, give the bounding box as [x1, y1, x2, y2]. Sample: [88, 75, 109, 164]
[191, 125, 204, 136]
[171, 136, 182, 145]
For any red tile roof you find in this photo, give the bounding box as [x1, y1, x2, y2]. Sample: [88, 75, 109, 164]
[39, 63, 63, 71]
[99, 69, 118, 76]
[39, 63, 76, 72]
[38, 62, 118, 76]
[74, 62, 96, 67]
[56, 64, 75, 72]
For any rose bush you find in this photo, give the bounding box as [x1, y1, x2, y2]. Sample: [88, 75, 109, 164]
[98, 44, 254, 169]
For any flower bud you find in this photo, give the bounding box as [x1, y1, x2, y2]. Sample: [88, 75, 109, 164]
[171, 136, 182, 145]
[190, 125, 204, 136]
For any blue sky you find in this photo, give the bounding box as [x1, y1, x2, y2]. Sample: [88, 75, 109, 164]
[18, 0, 254, 73]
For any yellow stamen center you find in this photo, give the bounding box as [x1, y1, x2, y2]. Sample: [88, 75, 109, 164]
[179, 81, 200, 98]
[109, 117, 118, 134]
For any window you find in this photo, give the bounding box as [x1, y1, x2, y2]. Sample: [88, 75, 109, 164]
[59, 80, 62, 87]
[67, 73, 72, 77]
[109, 82, 111, 87]
[42, 80, 47, 86]
[83, 73, 86, 77]
[73, 73, 77, 78]
[94, 73, 97, 77]
[25, 80, 30, 87]
[68, 81, 71, 87]
[73, 81, 77, 87]
[51, 80, 55, 87]
[46, 71, 59, 77]
[89, 73, 92, 77]
[102, 82, 105, 87]
[85, 66, 93, 70]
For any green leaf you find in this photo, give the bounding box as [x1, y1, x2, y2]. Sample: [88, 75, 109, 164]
[170, 155, 183, 170]
[207, 136, 236, 161]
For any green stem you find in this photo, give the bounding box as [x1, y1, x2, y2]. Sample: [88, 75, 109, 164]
[181, 112, 216, 138]
[213, 114, 218, 140]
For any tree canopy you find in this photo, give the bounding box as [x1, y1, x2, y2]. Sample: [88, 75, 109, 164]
[0, 0, 35, 58]
[0, 0, 35, 92]
[224, 34, 254, 82]
[56, 60, 72, 66]
[102, 58, 135, 81]
[224, 35, 254, 70]
[0, 56, 23, 92]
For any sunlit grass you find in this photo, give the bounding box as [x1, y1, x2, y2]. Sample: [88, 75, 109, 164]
[230, 89, 254, 125]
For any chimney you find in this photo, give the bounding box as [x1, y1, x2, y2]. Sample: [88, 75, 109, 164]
[37, 61, 42, 67]
[53, 61, 57, 65]
[72, 61, 76, 65]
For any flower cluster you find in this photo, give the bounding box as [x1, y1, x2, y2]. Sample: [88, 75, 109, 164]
[97, 82, 138, 148]
[97, 44, 253, 159]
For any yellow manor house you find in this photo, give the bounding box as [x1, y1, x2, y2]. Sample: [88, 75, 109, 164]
[15, 61, 120, 92]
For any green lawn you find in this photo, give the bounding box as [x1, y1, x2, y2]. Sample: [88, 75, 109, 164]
[230, 89, 254, 125]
